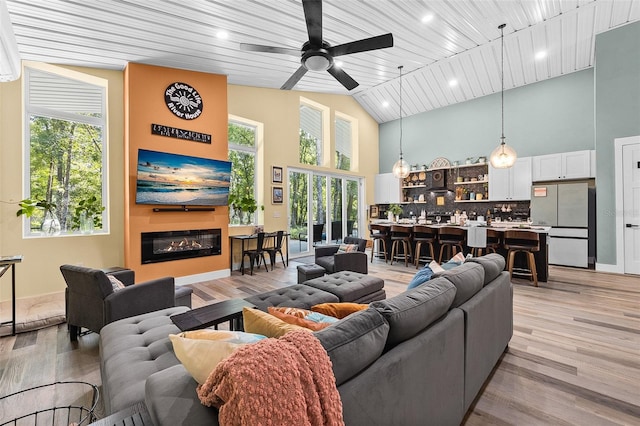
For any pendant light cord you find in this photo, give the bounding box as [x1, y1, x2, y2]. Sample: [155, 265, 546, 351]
[398, 65, 404, 158]
[499, 23, 506, 143]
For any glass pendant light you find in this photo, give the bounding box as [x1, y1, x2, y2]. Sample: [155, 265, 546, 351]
[392, 65, 410, 179]
[490, 24, 517, 169]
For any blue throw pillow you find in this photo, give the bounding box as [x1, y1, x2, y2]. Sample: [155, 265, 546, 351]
[407, 266, 434, 290]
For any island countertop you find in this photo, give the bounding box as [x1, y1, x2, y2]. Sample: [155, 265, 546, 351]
[370, 220, 551, 233]
[369, 220, 550, 282]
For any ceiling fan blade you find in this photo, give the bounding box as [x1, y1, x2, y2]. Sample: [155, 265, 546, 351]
[327, 66, 359, 90]
[281, 66, 309, 90]
[303, 0, 323, 46]
[240, 43, 300, 56]
[329, 33, 394, 57]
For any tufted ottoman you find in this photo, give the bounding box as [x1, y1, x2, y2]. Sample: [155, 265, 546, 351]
[302, 271, 386, 303]
[99, 306, 188, 415]
[243, 284, 339, 311]
[296, 263, 326, 283]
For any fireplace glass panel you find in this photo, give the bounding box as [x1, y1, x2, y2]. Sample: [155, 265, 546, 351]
[141, 229, 221, 264]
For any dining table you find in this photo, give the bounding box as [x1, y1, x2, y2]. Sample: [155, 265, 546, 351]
[229, 232, 289, 274]
[370, 221, 551, 282]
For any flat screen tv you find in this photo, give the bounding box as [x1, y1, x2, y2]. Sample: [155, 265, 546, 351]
[135, 149, 231, 206]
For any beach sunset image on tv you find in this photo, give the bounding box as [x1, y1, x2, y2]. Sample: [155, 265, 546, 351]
[135, 149, 231, 206]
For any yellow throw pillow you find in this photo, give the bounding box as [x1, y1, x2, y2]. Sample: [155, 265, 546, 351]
[242, 307, 311, 338]
[311, 302, 369, 319]
[268, 306, 313, 318]
[169, 329, 265, 384]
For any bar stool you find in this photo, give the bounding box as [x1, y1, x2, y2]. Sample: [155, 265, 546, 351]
[503, 230, 540, 286]
[368, 223, 389, 263]
[470, 229, 502, 257]
[413, 225, 436, 269]
[390, 225, 413, 267]
[437, 226, 466, 263]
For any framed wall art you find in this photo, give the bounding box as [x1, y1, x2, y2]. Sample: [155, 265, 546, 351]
[272, 186, 283, 204]
[272, 166, 283, 183]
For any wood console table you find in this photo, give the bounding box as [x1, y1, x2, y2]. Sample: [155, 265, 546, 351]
[0, 255, 23, 336]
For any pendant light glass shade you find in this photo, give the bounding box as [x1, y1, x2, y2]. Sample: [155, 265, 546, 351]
[490, 24, 517, 169]
[490, 137, 517, 168]
[392, 156, 410, 179]
[392, 65, 410, 179]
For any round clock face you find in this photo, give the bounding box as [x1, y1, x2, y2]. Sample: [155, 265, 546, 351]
[164, 82, 203, 120]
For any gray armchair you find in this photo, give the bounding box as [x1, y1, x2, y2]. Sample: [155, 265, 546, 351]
[60, 265, 176, 341]
[314, 236, 368, 275]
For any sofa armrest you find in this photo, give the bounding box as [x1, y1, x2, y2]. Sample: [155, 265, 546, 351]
[104, 277, 175, 323]
[334, 252, 368, 274]
[315, 245, 340, 259]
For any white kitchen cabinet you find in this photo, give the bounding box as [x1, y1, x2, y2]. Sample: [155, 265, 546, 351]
[532, 150, 593, 181]
[488, 157, 532, 201]
[374, 173, 401, 204]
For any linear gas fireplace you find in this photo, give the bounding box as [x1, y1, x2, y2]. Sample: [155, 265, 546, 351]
[141, 228, 221, 264]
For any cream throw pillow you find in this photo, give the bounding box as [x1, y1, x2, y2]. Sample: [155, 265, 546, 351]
[169, 329, 265, 384]
[428, 260, 445, 274]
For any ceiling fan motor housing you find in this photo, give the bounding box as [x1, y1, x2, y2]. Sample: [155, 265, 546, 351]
[301, 41, 333, 71]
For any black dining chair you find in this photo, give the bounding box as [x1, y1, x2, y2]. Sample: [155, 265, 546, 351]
[242, 232, 269, 275]
[265, 230, 287, 270]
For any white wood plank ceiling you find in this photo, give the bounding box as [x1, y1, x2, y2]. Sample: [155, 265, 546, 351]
[4, 0, 639, 123]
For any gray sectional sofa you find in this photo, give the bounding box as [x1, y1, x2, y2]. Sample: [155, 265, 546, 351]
[97, 254, 512, 425]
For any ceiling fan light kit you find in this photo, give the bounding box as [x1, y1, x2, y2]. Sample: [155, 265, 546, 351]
[490, 23, 517, 169]
[240, 0, 393, 91]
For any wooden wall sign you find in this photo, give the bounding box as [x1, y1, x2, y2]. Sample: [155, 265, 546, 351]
[164, 82, 203, 120]
[151, 123, 212, 144]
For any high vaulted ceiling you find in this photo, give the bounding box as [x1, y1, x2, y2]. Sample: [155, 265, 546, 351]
[4, 0, 639, 123]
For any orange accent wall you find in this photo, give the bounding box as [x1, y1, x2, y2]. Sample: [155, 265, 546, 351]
[124, 63, 229, 281]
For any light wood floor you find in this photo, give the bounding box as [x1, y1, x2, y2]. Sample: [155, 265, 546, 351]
[1, 257, 638, 425]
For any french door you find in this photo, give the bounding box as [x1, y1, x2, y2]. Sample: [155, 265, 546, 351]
[288, 169, 363, 257]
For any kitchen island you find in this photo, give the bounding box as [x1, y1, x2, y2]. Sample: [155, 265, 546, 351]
[371, 221, 550, 282]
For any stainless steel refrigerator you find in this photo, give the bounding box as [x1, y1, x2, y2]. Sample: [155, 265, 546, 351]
[530, 181, 596, 268]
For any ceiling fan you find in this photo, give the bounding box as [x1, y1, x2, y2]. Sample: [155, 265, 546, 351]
[240, 0, 394, 91]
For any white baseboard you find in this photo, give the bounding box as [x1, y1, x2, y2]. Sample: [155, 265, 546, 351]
[595, 263, 625, 274]
[175, 269, 230, 286]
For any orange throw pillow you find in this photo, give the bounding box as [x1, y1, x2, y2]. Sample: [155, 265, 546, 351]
[311, 302, 369, 319]
[267, 307, 332, 331]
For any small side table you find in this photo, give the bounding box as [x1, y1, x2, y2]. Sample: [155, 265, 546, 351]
[170, 299, 256, 332]
[0, 255, 22, 336]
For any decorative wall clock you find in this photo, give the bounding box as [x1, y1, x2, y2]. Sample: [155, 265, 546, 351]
[164, 82, 203, 120]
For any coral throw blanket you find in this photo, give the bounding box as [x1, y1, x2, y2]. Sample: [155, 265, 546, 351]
[197, 330, 344, 426]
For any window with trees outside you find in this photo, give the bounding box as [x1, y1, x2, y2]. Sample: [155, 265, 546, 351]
[23, 67, 107, 237]
[335, 117, 352, 171]
[299, 104, 322, 166]
[228, 120, 257, 225]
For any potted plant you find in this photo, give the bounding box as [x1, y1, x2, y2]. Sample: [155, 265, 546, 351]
[72, 195, 105, 233]
[387, 204, 403, 222]
[229, 194, 260, 225]
[16, 198, 60, 235]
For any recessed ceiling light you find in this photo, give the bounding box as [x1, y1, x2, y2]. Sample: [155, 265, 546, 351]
[382, 101, 389, 108]
[335, 60, 344, 68]
[216, 30, 229, 40]
[449, 79, 458, 87]
[421, 13, 434, 23]
[535, 50, 547, 60]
